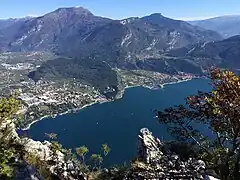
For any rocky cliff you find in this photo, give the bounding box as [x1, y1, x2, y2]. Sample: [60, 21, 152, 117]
[129, 128, 220, 179]
[1, 121, 85, 180]
[2, 120, 220, 179]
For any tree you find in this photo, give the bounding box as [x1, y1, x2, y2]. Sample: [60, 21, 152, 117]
[0, 96, 23, 179]
[102, 143, 111, 156]
[50, 141, 63, 163]
[76, 145, 89, 164]
[90, 154, 103, 169]
[156, 68, 240, 180]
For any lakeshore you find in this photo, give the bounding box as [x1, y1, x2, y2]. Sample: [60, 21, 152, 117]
[22, 78, 211, 166]
[21, 78, 193, 131]
[21, 101, 105, 130]
[22, 78, 194, 130]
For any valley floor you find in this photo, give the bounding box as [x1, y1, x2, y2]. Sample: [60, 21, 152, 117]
[0, 52, 197, 130]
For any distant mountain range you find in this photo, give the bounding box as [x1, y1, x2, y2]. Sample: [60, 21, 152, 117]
[0, 7, 221, 54]
[0, 17, 33, 30]
[1, 7, 240, 91]
[188, 15, 240, 38]
[166, 35, 240, 70]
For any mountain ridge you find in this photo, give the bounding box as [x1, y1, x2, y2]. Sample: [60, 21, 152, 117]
[188, 15, 240, 38]
[0, 7, 224, 92]
[166, 35, 240, 70]
[0, 7, 222, 54]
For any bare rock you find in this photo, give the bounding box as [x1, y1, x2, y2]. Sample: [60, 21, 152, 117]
[132, 128, 208, 179]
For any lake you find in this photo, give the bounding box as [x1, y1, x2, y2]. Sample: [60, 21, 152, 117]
[23, 78, 212, 166]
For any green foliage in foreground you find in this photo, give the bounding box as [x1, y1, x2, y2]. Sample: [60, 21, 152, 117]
[76, 145, 89, 164]
[102, 143, 111, 156]
[0, 95, 114, 179]
[75, 143, 111, 170]
[157, 68, 240, 180]
[0, 96, 22, 179]
[5, 68, 240, 179]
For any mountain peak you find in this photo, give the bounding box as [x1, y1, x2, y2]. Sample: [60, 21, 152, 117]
[142, 13, 176, 24]
[52, 6, 94, 17]
[145, 13, 169, 19]
[148, 13, 163, 17]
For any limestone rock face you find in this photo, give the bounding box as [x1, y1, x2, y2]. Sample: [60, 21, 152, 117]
[23, 138, 58, 160]
[1, 121, 85, 180]
[2, 120, 221, 180]
[22, 138, 85, 180]
[137, 128, 163, 164]
[132, 128, 219, 180]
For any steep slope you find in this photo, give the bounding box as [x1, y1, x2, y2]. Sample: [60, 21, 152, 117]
[0, 17, 32, 29]
[0, 17, 33, 51]
[0, 9, 221, 56]
[189, 15, 240, 38]
[0, 7, 223, 92]
[0, 7, 111, 53]
[54, 13, 222, 68]
[69, 13, 222, 57]
[142, 13, 221, 43]
[166, 35, 240, 69]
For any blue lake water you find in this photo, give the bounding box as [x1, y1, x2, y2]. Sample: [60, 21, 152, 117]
[23, 78, 212, 166]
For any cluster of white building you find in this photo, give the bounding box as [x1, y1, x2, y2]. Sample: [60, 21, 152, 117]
[1, 63, 34, 70]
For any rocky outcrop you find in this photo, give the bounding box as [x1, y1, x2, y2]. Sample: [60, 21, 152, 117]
[20, 138, 86, 179]
[1, 121, 86, 180]
[2, 119, 221, 179]
[130, 128, 220, 180]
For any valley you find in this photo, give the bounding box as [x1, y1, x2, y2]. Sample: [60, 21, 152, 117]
[0, 50, 194, 129]
[0, 2, 240, 179]
[0, 7, 213, 129]
[0, 6, 239, 134]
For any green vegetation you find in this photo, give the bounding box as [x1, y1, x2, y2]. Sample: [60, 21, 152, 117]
[0, 96, 23, 178]
[24, 152, 52, 180]
[157, 68, 240, 179]
[2, 67, 240, 179]
[90, 154, 103, 169]
[29, 57, 119, 92]
[76, 145, 89, 164]
[0, 96, 56, 179]
[102, 143, 111, 157]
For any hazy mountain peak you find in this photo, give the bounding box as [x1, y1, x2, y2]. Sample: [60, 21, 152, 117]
[188, 15, 240, 38]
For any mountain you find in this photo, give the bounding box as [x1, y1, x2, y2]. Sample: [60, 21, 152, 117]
[0, 7, 223, 92]
[0, 7, 111, 52]
[0, 10, 221, 55]
[188, 15, 240, 38]
[0, 17, 32, 30]
[166, 35, 240, 70]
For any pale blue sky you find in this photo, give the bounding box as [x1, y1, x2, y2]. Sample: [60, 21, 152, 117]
[1, 0, 240, 20]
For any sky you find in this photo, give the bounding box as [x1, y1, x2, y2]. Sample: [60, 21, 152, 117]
[1, 0, 240, 20]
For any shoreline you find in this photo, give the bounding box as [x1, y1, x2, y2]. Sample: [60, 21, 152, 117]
[161, 78, 193, 87]
[21, 101, 106, 131]
[21, 77, 194, 131]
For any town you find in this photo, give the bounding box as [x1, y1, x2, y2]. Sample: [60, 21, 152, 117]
[0, 51, 196, 129]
